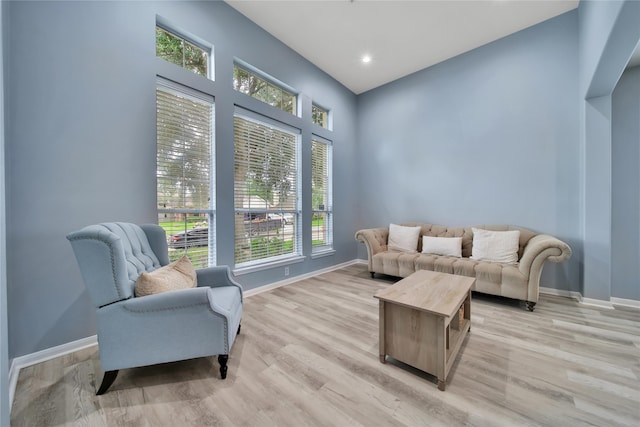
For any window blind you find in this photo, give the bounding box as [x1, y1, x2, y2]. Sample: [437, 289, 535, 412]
[311, 137, 333, 251]
[233, 112, 301, 266]
[156, 79, 215, 267]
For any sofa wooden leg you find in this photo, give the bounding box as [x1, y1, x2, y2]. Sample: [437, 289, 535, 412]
[526, 301, 536, 312]
[370, 272, 375, 279]
[96, 370, 118, 395]
[218, 355, 229, 379]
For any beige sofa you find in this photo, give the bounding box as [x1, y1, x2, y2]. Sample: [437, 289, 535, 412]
[355, 223, 572, 311]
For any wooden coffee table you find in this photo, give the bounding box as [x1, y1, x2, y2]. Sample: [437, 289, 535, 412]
[374, 270, 474, 391]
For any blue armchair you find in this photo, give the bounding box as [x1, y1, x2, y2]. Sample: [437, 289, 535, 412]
[66, 222, 243, 394]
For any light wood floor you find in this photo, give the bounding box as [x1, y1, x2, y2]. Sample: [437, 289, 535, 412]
[11, 264, 640, 426]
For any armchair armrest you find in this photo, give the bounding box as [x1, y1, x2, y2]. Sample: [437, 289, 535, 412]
[119, 287, 213, 313]
[196, 265, 243, 301]
[519, 234, 572, 303]
[119, 286, 235, 318]
[355, 227, 389, 271]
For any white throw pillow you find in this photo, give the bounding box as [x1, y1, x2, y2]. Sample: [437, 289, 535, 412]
[422, 236, 462, 257]
[388, 223, 421, 253]
[471, 228, 520, 264]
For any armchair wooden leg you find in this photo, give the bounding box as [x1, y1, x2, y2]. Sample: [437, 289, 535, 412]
[218, 355, 229, 379]
[526, 301, 536, 312]
[370, 272, 375, 278]
[237, 324, 241, 335]
[96, 370, 118, 395]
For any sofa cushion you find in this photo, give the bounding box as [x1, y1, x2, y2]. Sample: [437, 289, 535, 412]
[474, 263, 527, 299]
[452, 258, 478, 278]
[471, 228, 520, 264]
[421, 236, 462, 257]
[388, 223, 421, 253]
[415, 254, 479, 276]
[134, 255, 197, 297]
[474, 260, 504, 284]
[372, 251, 419, 277]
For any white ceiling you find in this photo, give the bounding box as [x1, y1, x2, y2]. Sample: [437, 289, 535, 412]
[225, 0, 579, 94]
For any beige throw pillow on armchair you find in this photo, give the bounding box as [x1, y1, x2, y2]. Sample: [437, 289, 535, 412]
[135, 255, 197, 297]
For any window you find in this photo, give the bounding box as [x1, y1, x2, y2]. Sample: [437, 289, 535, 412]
[234, 111, 301, 267]
[156, 26, 209, 78]
[311, 137, 333, 252]
[312, 104, 329, 128]
[233, 64, 296, 115]
[156, 79, 215, 268]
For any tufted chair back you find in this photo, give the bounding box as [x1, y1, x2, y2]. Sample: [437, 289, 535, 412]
[67, 223, 168, 307]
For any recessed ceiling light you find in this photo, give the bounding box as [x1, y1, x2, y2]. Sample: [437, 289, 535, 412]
[362, 55, 372, 64]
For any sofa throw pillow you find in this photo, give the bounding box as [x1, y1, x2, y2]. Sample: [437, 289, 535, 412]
[134, 255, 197, 297]
[422, 236, 462, 257]
[388, 223, 421, 253]
[471, 228, 520, 264]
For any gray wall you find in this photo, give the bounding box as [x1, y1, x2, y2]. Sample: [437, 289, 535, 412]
[355, 11, 580, 292]
[5, 1, 357, 358]
[612, 66, 640, 301]
[578, 0, 626, 98]
[0, 0, 9, 422]
[579, 0, 640, 301]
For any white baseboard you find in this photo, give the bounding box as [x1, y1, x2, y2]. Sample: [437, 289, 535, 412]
[539, 286, 582, 300]
[538, 287, 640, 311]
[244, 259, 362, 298]
[580, 297, 615, 309]
[9, 335, 97, 413]
[610, 296, 640, 309]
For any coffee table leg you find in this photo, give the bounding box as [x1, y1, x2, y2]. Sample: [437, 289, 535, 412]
[379, 301, 386, 363]
[436, 316, 447, 391]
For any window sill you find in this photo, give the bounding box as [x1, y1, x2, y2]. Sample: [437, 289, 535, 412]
[311, 249, 336, 259]
[233, 255, 306, 276]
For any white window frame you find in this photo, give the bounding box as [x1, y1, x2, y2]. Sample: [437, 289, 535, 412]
[311, 103, 330, 129]
[156, 77, 216, 267]
[311, 135, 334, 257]
[233, 108, 304, 274]
[233, 61, 299, 117]
[155, 21, 213, 80]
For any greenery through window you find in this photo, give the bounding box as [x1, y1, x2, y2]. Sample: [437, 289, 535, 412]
[157, 80, 214, 268]
[234, 113, 300, 266]
[156, 26, 209, 77]
[312, 104, 329, 128]
[311, 138, 332, 251]
[233, 64, 296, 115]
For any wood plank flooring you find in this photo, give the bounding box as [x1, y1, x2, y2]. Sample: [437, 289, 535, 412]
[10, 264, 640, 426]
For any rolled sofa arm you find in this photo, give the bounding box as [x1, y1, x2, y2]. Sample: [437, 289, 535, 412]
[519, 234, 572, 303]
[355, 227, 389, 271]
